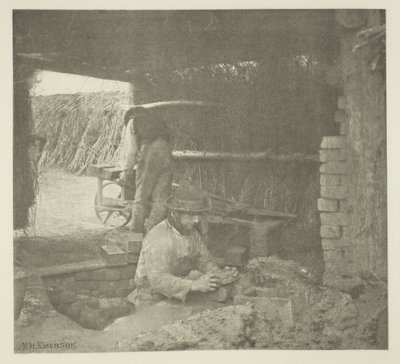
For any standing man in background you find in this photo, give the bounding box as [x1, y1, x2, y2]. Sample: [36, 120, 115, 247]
[120, 107, 173, 234]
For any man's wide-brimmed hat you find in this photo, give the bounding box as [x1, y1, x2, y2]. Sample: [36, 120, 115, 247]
[165, 183, 212, 213]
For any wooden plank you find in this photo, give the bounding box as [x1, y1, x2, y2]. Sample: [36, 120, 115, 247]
[36, 259, 110, 277]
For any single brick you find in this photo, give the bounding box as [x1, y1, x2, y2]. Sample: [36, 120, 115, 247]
[225, 246, 249, 267]
[99, 288, 119, 298]
[334, 109, 347, 123]
[321, 238, 352, 251]
[90, 290, 100, 297]
[243, 286, 257, 296]
[99, 297, 112, 309]
[74, 271, 91, 281]
[317, 198, 339, 212]
[319, 149, 346, 162]
[98, 279, 131, 290]
[110, 297, 123, 307]
[77, 289, 91, 296]
[320, 161, 349, 174]
[127, 253, 140, 264]
[128, 240, 143, 254]
[128, 279, 136, 289]
[320, 212, 349, 226]
[116, 287, 134, 297]
[120, 265, 136, 279]
[340, 121, 349, 135]
[321, 186, 347, 199]
[320, 136, 347, 149]
[90, 268, 108, 280]
[340, 175, 349, 186]
[104, 268, 122, 281]
[100, 244, 128, 266]
[338, 96, 347, 109]
[59, 290, 77, 304]
[320, 174, 341, 186]
[214, 287, 230, 302]
[339, 200, 350, 212]
[342, 226, 352, 239]
[321, 225, 342, 238]
[71, 280, 99, 291]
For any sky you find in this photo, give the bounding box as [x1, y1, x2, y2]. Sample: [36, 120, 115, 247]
[31, 70, 130, 96]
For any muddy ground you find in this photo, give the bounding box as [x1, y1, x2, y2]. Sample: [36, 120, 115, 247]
[14, 169, 387, 352]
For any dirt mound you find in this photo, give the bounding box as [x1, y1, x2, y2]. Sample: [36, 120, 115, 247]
[121, 305, 256, 351]
[119, 256, 387, 350]
[247, 256, 317, 286]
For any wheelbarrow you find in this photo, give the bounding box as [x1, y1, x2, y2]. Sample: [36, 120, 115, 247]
[88, 164, 135, 228]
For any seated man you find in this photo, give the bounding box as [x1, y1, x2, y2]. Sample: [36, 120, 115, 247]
[130, 183, 237, 305]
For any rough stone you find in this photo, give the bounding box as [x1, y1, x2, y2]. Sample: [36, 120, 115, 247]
[320, 212, 349, 226]
[320, 174, 341, 186]
[320, 161, 349, 175]
[320, 225, 342, 239]
[319, 149, 346, 162]
[320, 136, 347, 149]
[233, 295, 294, 326]
[318, 198, 339, 212]
[320, 186, 347, 199]
[255, 287, 279, 297]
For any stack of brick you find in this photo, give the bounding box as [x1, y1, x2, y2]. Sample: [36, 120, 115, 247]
[319, 135, 354, 284]
[40, 234, 143, 330]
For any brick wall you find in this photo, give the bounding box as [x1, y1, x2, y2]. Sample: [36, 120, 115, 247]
[319, 135, 354, 285]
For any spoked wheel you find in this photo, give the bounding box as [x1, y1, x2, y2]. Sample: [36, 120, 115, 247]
[94, 181, 132, 228]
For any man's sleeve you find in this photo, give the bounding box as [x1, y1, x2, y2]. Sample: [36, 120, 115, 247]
[144, 237, 192, 301]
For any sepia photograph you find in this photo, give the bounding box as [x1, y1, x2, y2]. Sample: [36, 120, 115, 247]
[6, 2, 397, 358]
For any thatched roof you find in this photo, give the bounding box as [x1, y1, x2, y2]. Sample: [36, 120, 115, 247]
[14, 10, 336, 82]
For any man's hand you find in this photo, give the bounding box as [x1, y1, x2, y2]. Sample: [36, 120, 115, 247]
[191, 273, 221, 292]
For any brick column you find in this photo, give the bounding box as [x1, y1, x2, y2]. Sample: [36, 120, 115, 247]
[319, 136, 354, 285]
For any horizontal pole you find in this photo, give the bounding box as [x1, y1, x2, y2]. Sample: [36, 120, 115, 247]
[172, 150, 319, 162]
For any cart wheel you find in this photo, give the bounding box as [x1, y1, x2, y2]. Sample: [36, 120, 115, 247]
[94, 181, 132, 228]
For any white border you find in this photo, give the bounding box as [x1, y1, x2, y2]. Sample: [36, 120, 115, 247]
[1, 1, 399, 364]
